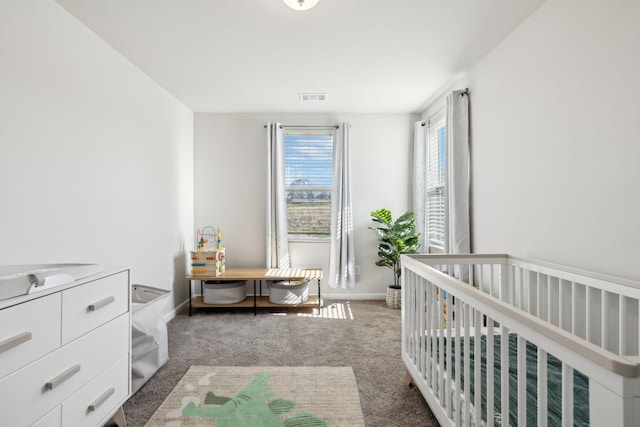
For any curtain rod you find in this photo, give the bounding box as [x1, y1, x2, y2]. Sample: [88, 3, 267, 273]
[420, 89, 469, 126]
[264, 124, 339, 129]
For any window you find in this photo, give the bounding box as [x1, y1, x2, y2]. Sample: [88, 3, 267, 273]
[426, 111, 446, 252]
[284, 131, 333, 240]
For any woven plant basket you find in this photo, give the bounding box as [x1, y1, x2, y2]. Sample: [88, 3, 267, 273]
[386, 286, 401, 309]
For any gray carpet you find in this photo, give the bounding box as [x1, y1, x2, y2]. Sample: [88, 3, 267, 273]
[115, 300, 439, 426]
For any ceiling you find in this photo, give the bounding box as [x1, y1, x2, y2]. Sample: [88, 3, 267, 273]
[55, 0, 545, 113]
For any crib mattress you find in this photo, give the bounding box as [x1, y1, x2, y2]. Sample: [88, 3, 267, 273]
[432, 332, 589, 426]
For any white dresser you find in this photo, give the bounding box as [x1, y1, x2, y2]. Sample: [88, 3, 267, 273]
[0, 267, 131, 427]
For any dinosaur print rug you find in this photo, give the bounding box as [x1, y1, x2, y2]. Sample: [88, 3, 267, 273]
[144, 366, 365, 426]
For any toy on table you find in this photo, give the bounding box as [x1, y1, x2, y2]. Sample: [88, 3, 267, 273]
[191, 226, 225, 276]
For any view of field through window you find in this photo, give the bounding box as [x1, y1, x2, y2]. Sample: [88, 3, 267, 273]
[285, 132, 333, 238]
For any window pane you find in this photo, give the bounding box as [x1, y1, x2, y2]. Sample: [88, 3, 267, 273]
[427, 113, 446, 251]
[284, 133, 333, 238]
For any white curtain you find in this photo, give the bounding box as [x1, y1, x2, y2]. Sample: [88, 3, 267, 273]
[444, 89, 471, 254]
[266, 122, 290, 268]
[413, 90, 471, 256]
[328, 123, 355, 288]
[412, 121, 427, 251]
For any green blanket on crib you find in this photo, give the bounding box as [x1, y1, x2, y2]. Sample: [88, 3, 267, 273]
[437, 333, 589, 426]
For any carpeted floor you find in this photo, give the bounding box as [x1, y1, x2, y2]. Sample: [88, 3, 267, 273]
[115, 300, 439, 426]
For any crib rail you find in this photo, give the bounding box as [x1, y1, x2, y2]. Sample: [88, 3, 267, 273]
[410, 253, 640, 357]
[401, 254, 640, 427]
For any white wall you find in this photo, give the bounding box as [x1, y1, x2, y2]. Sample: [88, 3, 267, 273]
[0, 0, 195, 313]
[194, 113, 418, 297]
[436, 0, 640, 281]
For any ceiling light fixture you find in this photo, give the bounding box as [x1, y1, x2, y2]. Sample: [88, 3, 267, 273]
[282, 0, 319, 11]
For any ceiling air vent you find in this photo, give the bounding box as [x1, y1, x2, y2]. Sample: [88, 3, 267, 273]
[299, 93, 327, 102]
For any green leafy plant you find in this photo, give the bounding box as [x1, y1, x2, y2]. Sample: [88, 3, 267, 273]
[369, 209, 420, 289]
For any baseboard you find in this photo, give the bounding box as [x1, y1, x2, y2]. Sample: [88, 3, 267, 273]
[320, 293, 386, 300]
[163, 299, 190, 322]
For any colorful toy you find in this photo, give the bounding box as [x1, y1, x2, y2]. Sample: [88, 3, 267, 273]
[197, 226, 217, 251]
[192, 226, 225, 276]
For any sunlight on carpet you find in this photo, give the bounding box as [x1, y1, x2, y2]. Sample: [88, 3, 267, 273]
[269, 302, 354, 320]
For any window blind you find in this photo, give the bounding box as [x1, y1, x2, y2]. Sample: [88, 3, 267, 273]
[426, 113, 446, 251]
[284, 132, 333, 238]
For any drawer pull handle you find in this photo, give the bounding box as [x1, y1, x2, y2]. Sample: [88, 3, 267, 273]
[0, 331, 32, 354]
[88, 387, 115, 412]
[88, 296, 115, 312]
[45, 364, 81, 390]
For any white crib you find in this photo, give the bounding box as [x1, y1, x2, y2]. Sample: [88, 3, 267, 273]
[401, 254, 640, 427]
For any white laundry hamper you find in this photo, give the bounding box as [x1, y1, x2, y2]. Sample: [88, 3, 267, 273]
[131, 284, 171, 394]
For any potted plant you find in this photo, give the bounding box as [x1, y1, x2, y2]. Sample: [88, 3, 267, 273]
[369, 208, 420, 309]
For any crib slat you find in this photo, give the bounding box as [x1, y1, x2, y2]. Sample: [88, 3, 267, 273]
[609, 291, 619, 354]
[501, 325, 509, 427]
[547, 276, 560, 326]
[536, 272, 541, 320]
[586, 286, 593, 345]
[453, 302, 461, 426]
[526, 270, 532, 315]
[503, 263, 510, 303]
[619, 295, 638, 356]
[619, 294, 627, 356]
[474, 310, 482, 426]
[602, 289, 609, 351]
[559, 278, 567, 331]
[407, 274, 414, 361]
[446, 292, 453, 419]
[487, 321, 495, 427]
[490, 264, 495, 298]
[463, 304, 471, 425]
[560, 279, 574, 332]
[426, 282, 436, 388]
[425, 281, 431, 384]
[512, 264, 518, 307]
[438, 289, 445, 404]
[537, 348, 548, 426]
[547, 274, 552, 322]
[415, 277, 420, 360]
[433, 282, 439, 391]
[517, 336, 526, 426]
[571, 282, 577, 336]
[409, 275, 415, 358]
[420, 277, 425, 370]
[562, 363, 574, 427]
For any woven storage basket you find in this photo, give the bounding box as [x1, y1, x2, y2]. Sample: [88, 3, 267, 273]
[386, 286, 401, 309]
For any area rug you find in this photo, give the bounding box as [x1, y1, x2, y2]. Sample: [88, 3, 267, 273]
[144, 366, 365, 427]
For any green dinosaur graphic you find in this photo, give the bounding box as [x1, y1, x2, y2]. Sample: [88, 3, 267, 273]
[182, 373, 329, 427]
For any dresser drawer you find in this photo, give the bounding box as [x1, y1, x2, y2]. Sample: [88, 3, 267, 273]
[0, 293, 61, 380]
[62, 271, 129, 344]
[0, 314, 129, 427]
[31, 406, 61, 427]
[63, 356, 129, 427]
